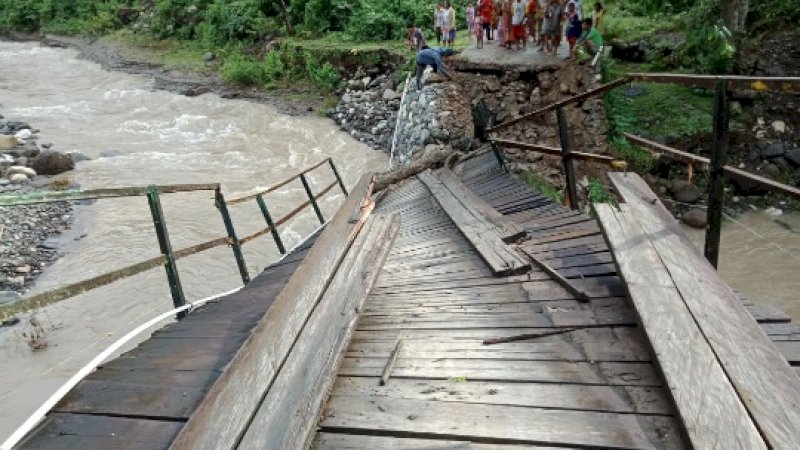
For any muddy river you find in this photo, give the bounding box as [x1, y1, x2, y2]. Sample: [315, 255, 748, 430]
[0, 40, 386, 440]
[0, 40, 799, 442]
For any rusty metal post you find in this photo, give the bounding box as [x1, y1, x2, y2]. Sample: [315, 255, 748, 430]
[256, 194, 286, 255]
[146, 185, 187, 319]
[328, 158, 348, 196]
[300, 174, 325, 224]
[557, 107, 579, 210]
[704, 79, 729, 269]
[215, 187, 250, 284]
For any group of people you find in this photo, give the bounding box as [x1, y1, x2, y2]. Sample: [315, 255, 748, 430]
[469, 0, 604, 59]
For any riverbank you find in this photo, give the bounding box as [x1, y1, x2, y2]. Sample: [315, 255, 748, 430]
[1, 113, 75, 310]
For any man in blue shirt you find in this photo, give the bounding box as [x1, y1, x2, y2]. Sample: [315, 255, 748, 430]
[415, 47, 453, 89]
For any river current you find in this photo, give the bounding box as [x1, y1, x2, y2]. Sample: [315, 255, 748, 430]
[1, 40, 799, 441]
[0, 40, 386, 439]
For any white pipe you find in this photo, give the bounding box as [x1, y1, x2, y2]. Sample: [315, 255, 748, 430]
[0, 223, 326, 450]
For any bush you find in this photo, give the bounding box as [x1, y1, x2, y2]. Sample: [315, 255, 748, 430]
[219, 54, 266, 85]
[263, 50, 285, 81]
[676, 22, 735, 74]
[303, 52, 340, 90]
[201, 0, 267, 45]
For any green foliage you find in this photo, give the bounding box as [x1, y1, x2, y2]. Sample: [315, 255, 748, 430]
[748, 0, 800, 28]
[263, 49, 285, 80]
[303, 51, 341, 90]
[219, 53, 267, 85]
[200, 0, 267, 45]
[587, 177, 615, 205]
[525, 173, 563, 204]
[676, 22, 735, 74]
[0, 0, 123, 34]
[303, 0, 360, 33]
[602, 61, 654, 172]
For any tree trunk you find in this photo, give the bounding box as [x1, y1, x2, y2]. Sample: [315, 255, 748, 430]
[276, 0, 294, 35]
[721, 0, 749, 33]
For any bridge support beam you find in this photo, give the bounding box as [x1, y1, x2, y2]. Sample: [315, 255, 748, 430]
[704, 79, 729, 269]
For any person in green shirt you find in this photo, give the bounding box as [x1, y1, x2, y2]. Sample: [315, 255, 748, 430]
[576, 17, 603, 55]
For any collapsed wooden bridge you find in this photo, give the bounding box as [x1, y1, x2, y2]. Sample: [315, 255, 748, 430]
[14, 148, 800, 449]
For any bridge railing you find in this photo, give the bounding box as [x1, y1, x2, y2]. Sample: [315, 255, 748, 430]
[487, 73, 800, 267]
[0, 157, 348, 320]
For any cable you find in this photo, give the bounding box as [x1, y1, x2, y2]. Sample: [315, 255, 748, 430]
[0, 222, 327, 450]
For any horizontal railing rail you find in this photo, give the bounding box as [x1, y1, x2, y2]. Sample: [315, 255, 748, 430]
[0, 158, 348, 321]
[485, 72, 800, 266]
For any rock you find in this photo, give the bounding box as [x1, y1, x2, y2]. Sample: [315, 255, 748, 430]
[203, 51, 215, 62]
[0, 135, 22, 150]
[382, 88, 399, 101]
[681, 208, 707, 228]
[765, 206, 783, 216]
[760, 142, 785, 158]
[99, 149, 123, 158]
[772, 120, 787, 133]
[67, 151, 91, 163]
[30, 151, 75, 175]
[9, 173, 28, 184]
[559, 83, 569, 94]
[673, 182, 702, 204]
[15, 265, 31, 274]
[786, 148, 800, 167]
[730, 101, 742, 115]
[117, 6, 139, 24]
[41, 142, 52, 149]
[7, 166, 36, 178]
[14, 129, 33, 140]
[8, 276, 25, 288]
[763, 163, 781, 178]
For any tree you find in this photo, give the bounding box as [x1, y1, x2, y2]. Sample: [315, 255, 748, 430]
[720, 0, 749, 33]
[275, 0, 294, 35]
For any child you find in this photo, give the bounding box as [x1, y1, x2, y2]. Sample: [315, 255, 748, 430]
[593, 2, 604, 32]
[576, 17, 603, 55]
[407, 23, 428, 51]
[540, 0, 561, 53]
[466, 3, 476, 43]
[474, 6, 485, 48]
[496, 9, 506, 46]
[511, 0, 527, 50]
[526, 0, 539, 44]
[434, 4, 444, 45]
[564, 2, 581, 59]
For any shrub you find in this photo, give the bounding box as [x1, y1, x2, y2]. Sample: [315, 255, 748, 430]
[201, 0, 267, 45]
[219, 54, 266, 85]
[303, 51, 340, 90]
[263, 50, 285, 81]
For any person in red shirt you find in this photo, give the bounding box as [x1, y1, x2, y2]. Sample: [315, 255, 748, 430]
[479, 0, 494, 41]
[526, 0, 538, 43]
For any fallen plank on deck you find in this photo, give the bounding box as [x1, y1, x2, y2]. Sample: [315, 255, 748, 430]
[418, 170, 530, 276]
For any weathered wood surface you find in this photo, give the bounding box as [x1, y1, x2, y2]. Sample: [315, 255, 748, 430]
[608, 171, 800, 449]
[314, 433, 574, 449]
[171, 173, 375, 450]
[237, 214, 399, 449]
[595, 202, 766, 449]
[314, 158, 685, 449]
[418, 170, 530, 276]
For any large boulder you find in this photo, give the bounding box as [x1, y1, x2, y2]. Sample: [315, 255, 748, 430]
[681, 208, 707, 228]
[30, 151, 75, 175]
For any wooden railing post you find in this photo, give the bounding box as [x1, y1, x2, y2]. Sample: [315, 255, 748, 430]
[215, 187, 250, 284]
[556, 107, 579, 210]
[491, 143, 507, 172]
[256, 194, 286, 255]
[146, 185, 187, 319]
[704, 79, 729, 269]
[300, 174, 326, 224]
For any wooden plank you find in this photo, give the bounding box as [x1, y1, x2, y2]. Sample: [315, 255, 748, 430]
[170, 173, 375, 450]
[319, 395, 683, 449]
[17, 413, 182, 450]
[238, 214, 399, 449]
[330, 376, 672, 414]
[437, 167, 526, 242]
[609, 171, 800, 448]
[314, 433, 570, 449]
[53, 380, 206, 419]
[492, 139, 618, 164]
[595, 202, 766, 449]
[418, 170, 530, 276]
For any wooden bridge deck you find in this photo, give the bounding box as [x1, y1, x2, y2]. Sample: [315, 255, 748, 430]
[15, 150, 800, 449]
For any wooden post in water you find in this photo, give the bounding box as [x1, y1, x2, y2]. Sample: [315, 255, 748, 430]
[704, 79, 729, 268]
[146, 185, 187, 318]
[556, 107, 578, 210]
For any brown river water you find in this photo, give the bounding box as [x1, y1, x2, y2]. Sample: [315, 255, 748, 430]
[0, 40, 386, 439]
[1, 40, 799, 441]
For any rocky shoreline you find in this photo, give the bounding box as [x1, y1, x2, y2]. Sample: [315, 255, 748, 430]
[1, 114, 75, 304]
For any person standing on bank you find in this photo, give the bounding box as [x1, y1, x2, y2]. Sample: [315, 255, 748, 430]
[415, 47, 453, 90]
[434, 3, 444, 45]
[479, 0, 494, 41]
